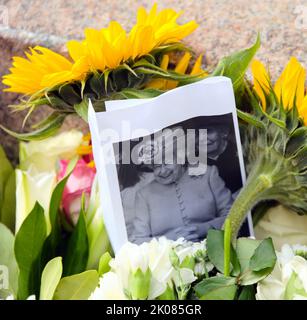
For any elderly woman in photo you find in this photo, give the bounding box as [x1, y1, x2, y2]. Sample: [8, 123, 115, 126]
[131, 127, 234, 244]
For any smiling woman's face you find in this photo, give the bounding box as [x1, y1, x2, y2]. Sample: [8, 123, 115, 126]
[206, 128, 223, 154]
[153, 163, 185, 185]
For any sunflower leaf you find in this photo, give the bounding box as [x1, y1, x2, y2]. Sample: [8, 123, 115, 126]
[212, 33, 260, 92]
[0, 113, 66, 141]
[74, 99, 89, 122]
[237, 109, 265, 129]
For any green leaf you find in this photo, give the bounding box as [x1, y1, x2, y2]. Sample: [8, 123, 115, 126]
[0, 113, 66, 141]
[236, 237, 261, 272]
[194, 276, 237, 300]
[115, 88, 164, 99]
[237, 109, 265, 129]
[53, 270, 99, 300]
[205, 230, 224, 272]
[40, 257, 63, 300]
[0, 146, 13, 222]
[239, 267, 274, 286]
[236, 237, 276, 286]
[249, 238, 277, 272]
[212, 33, 260, 92]
[63, 209, 89, 276]
[0, 171, 16, 232]
[89, 74, 105, 98]
[14, 202, 47, 299]
[58, 84, 81, 105]
[238, 285, 256, 300]
[31, 112, 64, 130]
[45, 94, 74, 111]
[42, 156, 78, 264]
[74, 99, 89, 122]
[0, 223, 19, 298]
[207, 229, 240, 276]
[98, 252, 112, 277]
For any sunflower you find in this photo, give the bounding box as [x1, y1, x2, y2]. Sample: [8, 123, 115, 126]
[225, 57, 307, 238]
[251, 57, 307, 124]
[2, 46, 86, 95]
[1, 4, 200, 140]
[3, 4, 198, 96]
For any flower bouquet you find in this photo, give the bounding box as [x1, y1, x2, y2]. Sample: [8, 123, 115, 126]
[0, 4, 307, 301]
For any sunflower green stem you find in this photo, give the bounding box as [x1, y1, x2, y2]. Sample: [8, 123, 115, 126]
[225, 160, 273, 238]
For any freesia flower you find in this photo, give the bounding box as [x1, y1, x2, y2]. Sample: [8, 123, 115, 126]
[89, 238, 204, 300]
[251, 57, 307, 124]
[89, 272, 127, 300]
[57, 158, 96, 225]
[15, 165, 56, 233]
[19, 130, 83, 172]
[256, 244, 307, 300]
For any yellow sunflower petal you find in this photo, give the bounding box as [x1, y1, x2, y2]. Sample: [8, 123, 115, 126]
[145, 54, 169, 89]
[298, 95, 307, 125]
[67, 40, 86, 62]
[251, 60, 271, 110]
[190, 54, 207, 77]
[274, 57, 306, 109]
[165, 52, 191, 90]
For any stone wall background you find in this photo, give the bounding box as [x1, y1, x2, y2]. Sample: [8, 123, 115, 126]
[0, 0, 306, 163]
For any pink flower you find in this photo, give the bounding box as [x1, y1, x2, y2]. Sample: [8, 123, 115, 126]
[58, 158, 96, 225]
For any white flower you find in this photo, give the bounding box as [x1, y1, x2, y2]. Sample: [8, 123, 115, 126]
[174, 239, 213, 277]
[256, 244, 307, 300]
[255, 205, 307, 250]
[89, 237, 202, 300]
[2, 294, 36, 300]
[15, 165, 56, 233]
[86, 176, 111, 269]
[89, 272, 127, 300]
[278, 244, 307, 266]
[19, 130, 83, 172]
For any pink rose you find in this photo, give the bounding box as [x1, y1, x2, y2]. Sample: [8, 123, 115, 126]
[58, 158, 96, 225]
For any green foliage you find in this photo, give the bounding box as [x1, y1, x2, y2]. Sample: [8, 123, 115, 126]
[63, 209, 89, 276]
[238, 285, 256, 300]
[0, 146, 15, 231]
[212, 33, 260, 95]
[0, 223, 19, 298]
[249, 238, 277, 272]
[53, 270, 99, 300]
[98, 252, 112, 277]
[207, 229, 240, 277]
[196, 232, 277, 300]
[194, 276, 237, 300]
[40, 257, 63, 300]
[14, 202, 47, 299]
[41, 157, 78, 265]
[0, 113, 66, 141]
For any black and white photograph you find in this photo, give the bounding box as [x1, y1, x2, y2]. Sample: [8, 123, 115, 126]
[89, 77, 253, 251]
[114, 114, 247, 244]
